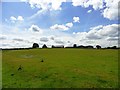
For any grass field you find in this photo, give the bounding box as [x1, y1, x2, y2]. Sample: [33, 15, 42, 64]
[2, 49, 118, 88]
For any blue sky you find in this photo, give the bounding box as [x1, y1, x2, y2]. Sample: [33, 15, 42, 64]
[0, 0, 119, 48]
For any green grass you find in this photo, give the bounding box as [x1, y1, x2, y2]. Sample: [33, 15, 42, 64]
[0, 51, 2, 89]
[2, 49, 118, 88]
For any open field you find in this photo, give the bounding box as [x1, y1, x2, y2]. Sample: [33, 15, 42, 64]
[2, 49, 118, 88]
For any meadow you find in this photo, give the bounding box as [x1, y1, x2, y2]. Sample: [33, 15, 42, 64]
[2, 48, 118, 88]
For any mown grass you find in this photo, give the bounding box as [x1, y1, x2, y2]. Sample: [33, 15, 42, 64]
[2, 49, 118, 88]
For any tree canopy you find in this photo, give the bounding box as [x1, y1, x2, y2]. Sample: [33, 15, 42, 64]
[32, 43, 39, 48]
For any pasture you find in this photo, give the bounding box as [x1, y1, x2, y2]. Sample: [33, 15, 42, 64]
[2, 49, 118, 88]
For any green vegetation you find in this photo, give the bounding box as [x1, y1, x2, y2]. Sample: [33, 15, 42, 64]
[0, 51, 2, 89]
[2, 49, 118, 88]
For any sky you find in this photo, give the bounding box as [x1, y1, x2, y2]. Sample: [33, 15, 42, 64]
[0, 0, 119, 48]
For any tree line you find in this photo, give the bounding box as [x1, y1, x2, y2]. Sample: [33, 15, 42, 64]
[32, 43, 118, 49]
[1, 43, 119, 50]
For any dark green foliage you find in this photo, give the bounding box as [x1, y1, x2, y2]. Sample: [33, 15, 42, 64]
[96, 45, 101, 49]
[42, 44, 47, 48]
[32, 43, 39, 48]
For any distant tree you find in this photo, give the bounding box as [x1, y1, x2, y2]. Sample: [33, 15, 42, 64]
[106, 47, 110, 49]
[32, 43, 39, 48]
[96, 45, 101, 49]
[73, 44, 77, 48]
[86, 45, 94, 49]
[107, 46, 117, 49]
[42, 44, 47, 48]
[111, 46, 117, 49]
[52, 45, 64, 48]
[52, 45, 55, 48]
[77, 45, 85, 48]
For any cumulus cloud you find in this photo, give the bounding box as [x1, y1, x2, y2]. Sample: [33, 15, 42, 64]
[71, 0, 119, 20]
[40, 37, 49, 42]
[10, 16, 16, 21]
[71, 24, 119, 47]
[97, 24, 118, 37]
[10, 16, 24, 23]
[1, 21, 119, 48]
[73, 17, 80, 23]
[66, 22, 73, 28]
[25, 0, 68, 19]
[86, 30, 102, 40]
[86, 24, 119, 40]
[29, 24, 43, 33]
[26, 0, 66, 11]
[17, 16, 24, 21]
[26, 0, 119, 20]
[51, 0, 66, 10]
[72, 0, 103, 10]
[72, 0, 104, 10]
[89, 0, 104, 10]
[102, 0, 119, 20]
[50, 22, 73, 31]
[72, 0, 88, 7]
[24, 0, 119, 20]
[50, 24, 69, 30]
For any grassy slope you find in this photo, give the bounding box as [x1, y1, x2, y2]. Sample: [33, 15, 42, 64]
[2, 49, 118, 88]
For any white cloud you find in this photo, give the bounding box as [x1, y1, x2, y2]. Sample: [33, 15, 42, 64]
[27, 0, 119, 20]
[17, 16, 24, 21]
[72, 0, 87, 7]
[86, 24, 119, 39]
[72, 0, 104, 10]
[50, 22, 73, 31]
[89, 0, 104, 10]
[10, 16, 17, 21]
[25, 0, 67, 19]
[72, 24, 119, 47]
[86, 24, 119, 47]
[71, 0, 119, 20]
[86, 29, 102, 40]
[27, 0, 66, 11]
[51, 0, 66, 10]
[102, 0, 119, 20]
[66, 22, 73, 28]
[87, 10, 92, 13]
[50, 24, 69, 30]
[10, 16, 24, 23]
[40, 37, 49, 42]
[73, 17, 80, 23]
[1, 23, 119, 48]
[98, 24, 118, 37]
[50, 16, 81, 31]
[48, 25, 118, 47]
[28, 24, 43, 33]
[10, 16, 17, 23]
[55, 39, 65, 44]
[107, 37, 118, 41]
